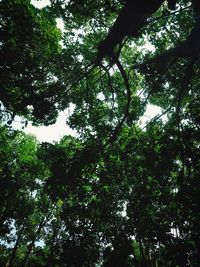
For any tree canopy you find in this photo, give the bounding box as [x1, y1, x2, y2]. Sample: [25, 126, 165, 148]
[0, 0, 200, 266]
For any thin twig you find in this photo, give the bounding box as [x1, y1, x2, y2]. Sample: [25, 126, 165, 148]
[147, 4, 192, 25]
[176, 57, 197, 129]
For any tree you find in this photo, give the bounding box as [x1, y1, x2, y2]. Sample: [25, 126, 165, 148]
[0, 0, 62, 125]
[0, 0, 200, 266]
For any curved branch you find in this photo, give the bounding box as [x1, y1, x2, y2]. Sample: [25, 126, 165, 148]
[107, 55, 131, 144]
[137, 18, 200, 71]
[100, 64, 115, 109]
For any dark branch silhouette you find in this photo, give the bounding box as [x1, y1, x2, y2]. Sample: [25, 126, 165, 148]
[96, 0, 181, 62]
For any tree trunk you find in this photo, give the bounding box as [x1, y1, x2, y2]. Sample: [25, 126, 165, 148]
[5, 222, 26, 267]
[47, 227, 58, 267]
[21, 217, 46, 267]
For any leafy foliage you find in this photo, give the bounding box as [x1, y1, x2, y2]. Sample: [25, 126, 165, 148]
[0, 0, 200, 266]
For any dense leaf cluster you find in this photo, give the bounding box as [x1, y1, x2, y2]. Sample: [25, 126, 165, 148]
[0, 0, 200, 266]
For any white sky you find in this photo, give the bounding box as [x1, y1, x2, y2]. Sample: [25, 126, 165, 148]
[12, 105, 166, 143]
[12, 109, 77, 143]
[140, 104, 167, 126]
[31, 0, 50, 9]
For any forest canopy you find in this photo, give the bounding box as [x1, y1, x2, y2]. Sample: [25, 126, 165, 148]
[0, 0, 200, 266]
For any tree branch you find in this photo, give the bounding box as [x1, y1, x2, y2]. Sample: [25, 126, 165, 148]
[106, 55, 131, 144]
